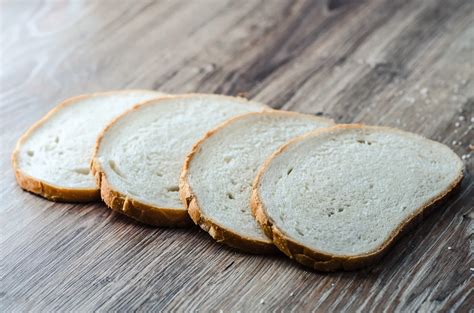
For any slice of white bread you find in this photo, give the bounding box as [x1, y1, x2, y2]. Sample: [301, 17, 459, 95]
[12, 90, 165, 202]
[180, 112, 334, 253]
[252, 124, 464, 271]
[91, 94, 268, 227]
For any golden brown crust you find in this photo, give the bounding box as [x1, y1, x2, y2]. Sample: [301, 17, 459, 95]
[179, 111, 334, 253]
[92, 162, 193, 227]
[180, 159, 278, 253]
[12, 167, 99, 202]
[181, 179, 278, 253]
[11, 90, 163, 202]
[251, 124, 465, 271]
[92, 94, 269, 227]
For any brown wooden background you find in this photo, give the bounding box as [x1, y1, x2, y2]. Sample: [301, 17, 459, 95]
[1, 0, 473, 311]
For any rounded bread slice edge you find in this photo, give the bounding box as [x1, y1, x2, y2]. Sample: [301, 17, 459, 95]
[12, 90, 164, 202]
[92, 94, 269, 227]
[180, 110, 334, 253]
[251, 124, 465, 271]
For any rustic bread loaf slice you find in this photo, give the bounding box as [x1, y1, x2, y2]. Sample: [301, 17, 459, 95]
[252, 124, 464, 271]
[180, 111, 334, 253]
[92, 94, 268, 227]
[12, 90, 165, 202]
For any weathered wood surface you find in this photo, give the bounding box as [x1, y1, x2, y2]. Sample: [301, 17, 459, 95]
[1, 0, 473, 311]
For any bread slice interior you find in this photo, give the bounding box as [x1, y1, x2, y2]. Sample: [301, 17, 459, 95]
[252, 125, 464, 270]
[12, 90, 164, 201]
[93, 94, 267, 226]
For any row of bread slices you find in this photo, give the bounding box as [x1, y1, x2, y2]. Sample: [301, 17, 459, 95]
[13, 90, 464, 271]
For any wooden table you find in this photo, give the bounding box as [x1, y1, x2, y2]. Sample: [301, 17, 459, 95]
[1, 0, 472, 311]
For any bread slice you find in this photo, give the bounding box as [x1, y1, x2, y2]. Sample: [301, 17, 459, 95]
[180, 111, 334, 253]
[12, 90, 165, 202]
[91, 94, 268, 227]
[252, 124, 464, 271]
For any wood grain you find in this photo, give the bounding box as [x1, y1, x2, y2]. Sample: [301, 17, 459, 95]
[0, 0, 473, 311]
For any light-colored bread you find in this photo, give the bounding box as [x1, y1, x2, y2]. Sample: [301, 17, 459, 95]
[92, 94, 268, 227]
[180, 112, 334, 253]
[12, 90, 165, 202]
[252, 124, 464, 271]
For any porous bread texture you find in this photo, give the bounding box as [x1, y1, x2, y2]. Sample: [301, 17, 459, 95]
[12, 90, 165, 202]
[92, 94, 268, 227]
[180, 111, 334, 253]
[252, 124, 464, 271]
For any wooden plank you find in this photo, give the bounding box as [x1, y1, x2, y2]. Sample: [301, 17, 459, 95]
[0, 0, 472, 311]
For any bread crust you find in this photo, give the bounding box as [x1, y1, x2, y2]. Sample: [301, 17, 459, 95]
[179, 111, 334, 253]
[11, 90, 164, 202]
[92, 94, 269, 227]
[92, 165, 193, 227]
[251, 124, 465, 271]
